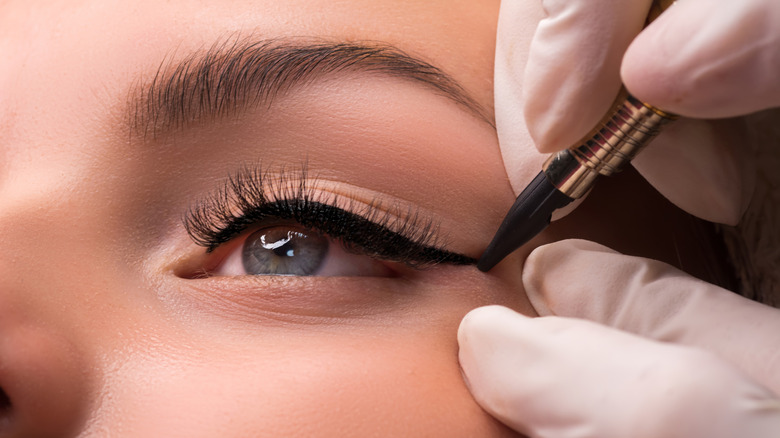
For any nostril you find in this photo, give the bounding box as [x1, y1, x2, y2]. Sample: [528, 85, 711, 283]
[0, 386, 10, 428]
[0, 387, 9, 411]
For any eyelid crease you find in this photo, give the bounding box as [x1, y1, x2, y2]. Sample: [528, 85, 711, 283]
[183, 164, 476, 268]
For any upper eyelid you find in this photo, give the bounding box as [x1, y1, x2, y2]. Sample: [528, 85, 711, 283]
[183, 165, 476, 267]
[183, 165, 437, 250]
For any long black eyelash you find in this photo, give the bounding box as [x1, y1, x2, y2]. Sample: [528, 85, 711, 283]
[184, 165, 476, 267]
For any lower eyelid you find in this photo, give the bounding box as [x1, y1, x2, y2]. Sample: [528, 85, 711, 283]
[170, 274, 422, 323]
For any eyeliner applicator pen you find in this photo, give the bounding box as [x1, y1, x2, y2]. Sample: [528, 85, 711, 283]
[477, 0, 677, 272]
[476, 92, 676, 272]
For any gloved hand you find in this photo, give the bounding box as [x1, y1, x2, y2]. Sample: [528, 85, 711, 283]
[459, 240, 780, 438]
[494, 0, 780, 225]
[471, 1, 780, 436]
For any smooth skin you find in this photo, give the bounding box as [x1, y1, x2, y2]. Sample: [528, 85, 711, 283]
[0, 1, 729, 436]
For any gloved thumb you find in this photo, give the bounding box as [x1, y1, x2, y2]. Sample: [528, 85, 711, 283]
[523, 239, 780, 395]
[521, 0, 651, 153]
[458, 305, 780, 438]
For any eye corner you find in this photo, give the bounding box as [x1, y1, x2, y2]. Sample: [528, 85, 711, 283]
[171, 238, 241, 280]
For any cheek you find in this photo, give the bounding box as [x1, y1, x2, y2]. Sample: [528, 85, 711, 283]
[92, 332, 517, 437]
[88, 273, 526, 437]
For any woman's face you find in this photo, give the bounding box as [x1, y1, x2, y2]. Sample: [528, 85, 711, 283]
[0, 1, 546, 436]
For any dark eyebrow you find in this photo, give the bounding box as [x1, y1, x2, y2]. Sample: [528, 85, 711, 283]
[127, 36, 493, 139]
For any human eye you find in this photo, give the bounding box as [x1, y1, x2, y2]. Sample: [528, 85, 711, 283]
[209, 223, 397, 276]
[183, 165, 476, 277]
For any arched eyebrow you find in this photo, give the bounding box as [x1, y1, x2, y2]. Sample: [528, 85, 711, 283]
[127, 36, 493, 139]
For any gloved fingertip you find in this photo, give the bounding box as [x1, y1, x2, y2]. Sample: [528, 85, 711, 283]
[522, 0, 652, 153]
[458, 306, 537, 421]
[620, 1, 715, 113]
[458, 305, 529, 348]
[523, 100, 593, 154]
[522, 239, 618, 316]
[522, 58, 622, 154]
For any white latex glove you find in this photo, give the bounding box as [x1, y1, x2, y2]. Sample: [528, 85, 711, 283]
[494, 0, 780, 224]
[459, 240, 780, 438]
[478, 2, 780, 436]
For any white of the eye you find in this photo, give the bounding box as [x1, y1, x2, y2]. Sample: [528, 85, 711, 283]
[216, 241, 248, 276]
[314, 242, 393, 277]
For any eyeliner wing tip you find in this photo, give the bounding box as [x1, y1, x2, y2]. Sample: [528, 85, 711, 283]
[475, 221, 535, 272]
[476, 254, 498, 272]
[476, 172, 574, 272]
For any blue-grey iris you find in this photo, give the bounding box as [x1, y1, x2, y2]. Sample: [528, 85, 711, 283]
[241, 227, 329, 275]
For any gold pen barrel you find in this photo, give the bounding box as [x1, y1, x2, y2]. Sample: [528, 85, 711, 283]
[542, 93, 676, 199]
[542, 0, 678, 199]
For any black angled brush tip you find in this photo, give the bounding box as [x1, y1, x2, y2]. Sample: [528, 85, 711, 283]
[477, 171, 574, 272]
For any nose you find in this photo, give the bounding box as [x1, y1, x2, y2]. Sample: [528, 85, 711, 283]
[0, 193, 95, 437]
[0, 293, 94, 437]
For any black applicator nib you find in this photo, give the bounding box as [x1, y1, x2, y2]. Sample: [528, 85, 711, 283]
[477, 171, 573, 272]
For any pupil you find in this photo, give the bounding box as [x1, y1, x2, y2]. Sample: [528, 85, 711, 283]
[271, 239, 295, 257]
[242, 226, 329, 275]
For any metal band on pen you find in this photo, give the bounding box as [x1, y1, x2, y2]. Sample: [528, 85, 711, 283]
[542, 0, 679, 200]
[542, 92, 677, 199]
